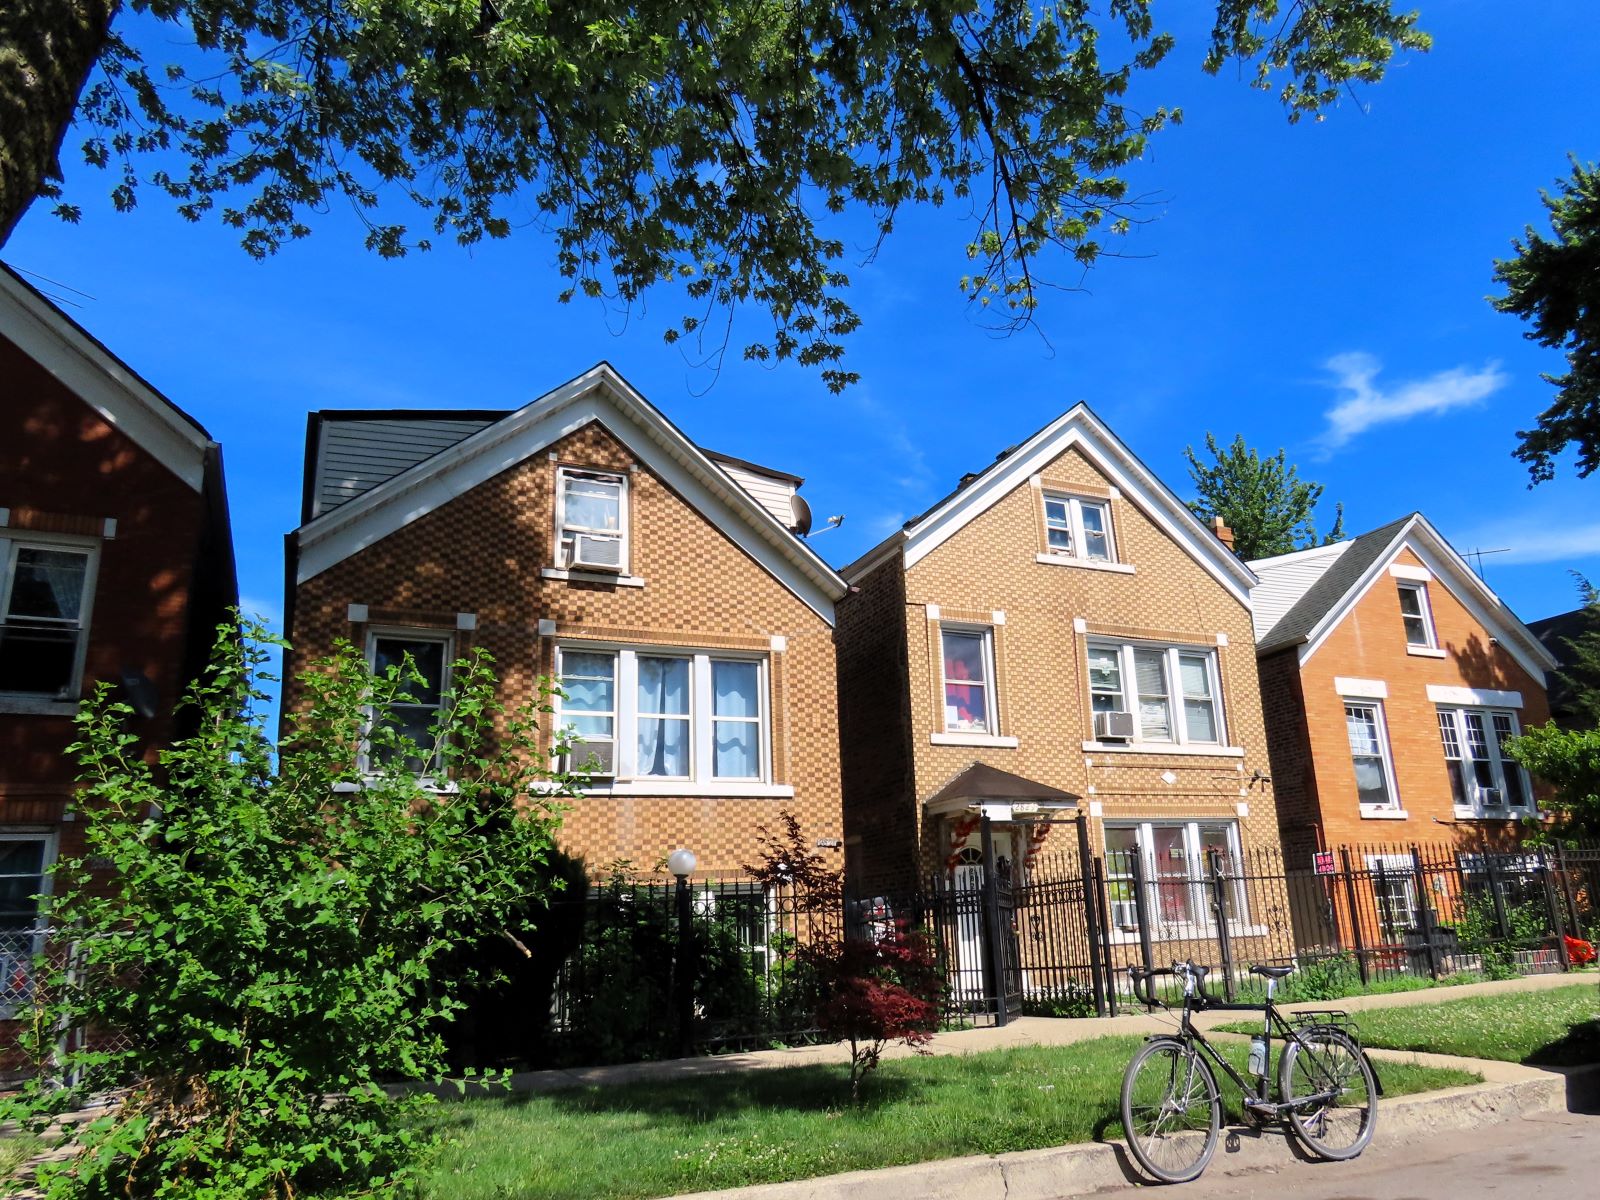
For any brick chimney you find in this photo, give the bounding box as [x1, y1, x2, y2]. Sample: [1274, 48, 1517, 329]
[1210, 515, 1236, 552]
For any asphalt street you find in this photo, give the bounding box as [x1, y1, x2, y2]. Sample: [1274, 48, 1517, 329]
[1119, 1107, 1600, 1200]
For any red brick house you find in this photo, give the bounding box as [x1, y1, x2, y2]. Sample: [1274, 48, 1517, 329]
[0, 263, 236, 1021]
[282, 363, 847, 879]
[1250, 513, 1557, 868]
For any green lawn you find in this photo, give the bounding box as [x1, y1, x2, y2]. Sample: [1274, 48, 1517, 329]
[1350, 984, 1600, 1065]
[417, 1036, 1479, 1200]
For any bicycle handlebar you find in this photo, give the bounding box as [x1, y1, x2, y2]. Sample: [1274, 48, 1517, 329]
[1128, 961, 1210, 1008]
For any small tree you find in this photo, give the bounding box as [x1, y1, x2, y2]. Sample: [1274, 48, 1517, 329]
[1506, 722, 1600, 844]
[2, 620, 578, 1199]
[1184, 432, 1345, 560]
[1551, 575, 1600, 728]
[800, 930, 943, 1103]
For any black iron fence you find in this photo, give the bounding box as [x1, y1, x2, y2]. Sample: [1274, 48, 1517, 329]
[537, 840, 1600, 1066]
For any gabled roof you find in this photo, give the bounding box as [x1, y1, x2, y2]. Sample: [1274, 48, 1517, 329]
[841, 403, 1258, 605]
[0, 262, 213, 490]
[290, 362, 847, 622]
[1248, 513, 1558, 681]
[925, 762, 1080, 817]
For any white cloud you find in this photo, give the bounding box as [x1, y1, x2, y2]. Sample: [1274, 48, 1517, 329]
[1451, 519, 1600, 567]
[1313, 352, 1508, 454]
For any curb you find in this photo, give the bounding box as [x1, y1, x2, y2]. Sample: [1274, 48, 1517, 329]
[661, 1064, 1597, 1200]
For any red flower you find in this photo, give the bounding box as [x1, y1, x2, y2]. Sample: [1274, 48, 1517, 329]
[1563, 935, 1595, 965]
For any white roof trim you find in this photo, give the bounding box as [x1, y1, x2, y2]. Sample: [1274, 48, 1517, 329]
[292, 364, 846, 623]
[1298, 515, 1558, 681]
[1248, 541, 1349, 570]
[0, 268, 209, 491]
[897, 404, 1257, 604]
[841, 534, 906, 584]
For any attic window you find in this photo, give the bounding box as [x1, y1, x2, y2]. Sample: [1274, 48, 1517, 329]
[558, 469, 627, 573]
[1042, 494, 1113, 562]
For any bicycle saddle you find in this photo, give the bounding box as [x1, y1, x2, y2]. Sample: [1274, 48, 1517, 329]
[1250, 964, 1295, 979]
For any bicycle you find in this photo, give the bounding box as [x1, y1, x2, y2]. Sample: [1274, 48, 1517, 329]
[1119, 960, 1381, 1184]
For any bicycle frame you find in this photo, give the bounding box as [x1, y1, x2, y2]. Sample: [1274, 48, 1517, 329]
[1131, 966, 1349, 1115]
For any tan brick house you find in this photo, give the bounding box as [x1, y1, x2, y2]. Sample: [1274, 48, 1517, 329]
[283, 363, 847, 879]
[836, 403, 1280, 939]
[1250, 513, 1557, 869]
[1, 263, 236, 1031]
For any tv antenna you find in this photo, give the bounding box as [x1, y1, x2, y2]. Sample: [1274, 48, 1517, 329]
[1463, 546, 1510, 580]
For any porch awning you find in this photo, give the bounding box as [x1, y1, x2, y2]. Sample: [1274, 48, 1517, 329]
[923, 762, 1081, 819]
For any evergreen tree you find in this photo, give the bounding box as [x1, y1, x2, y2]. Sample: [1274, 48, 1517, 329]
[1184, 432, 1345, 561]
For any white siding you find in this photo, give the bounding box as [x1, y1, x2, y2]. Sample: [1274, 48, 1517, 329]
[314, 418, 495, 516]
[715, 461, 799, 530]
[1248, 543, 1350, 642]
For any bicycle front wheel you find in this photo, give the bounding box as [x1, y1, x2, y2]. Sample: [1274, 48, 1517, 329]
[1279, 1027, 1377, 1160]
[1120, 1036, 1222, 1184]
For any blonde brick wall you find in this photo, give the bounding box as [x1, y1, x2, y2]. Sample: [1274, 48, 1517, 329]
[287, 420, 843, 879]
[838, 442, 1280, 888]
[1287, 545, 1552, 853]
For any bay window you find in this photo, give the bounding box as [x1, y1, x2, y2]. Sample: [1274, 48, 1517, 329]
[557, 645, 769, 785]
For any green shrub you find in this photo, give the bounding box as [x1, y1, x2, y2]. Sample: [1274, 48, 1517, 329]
[1, 621, 577, 1199]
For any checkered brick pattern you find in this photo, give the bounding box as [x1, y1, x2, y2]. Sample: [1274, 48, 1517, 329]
[837, 441, 1282, 891]
[287, 420, 844, 879]
[1259, 543, 1553, 855]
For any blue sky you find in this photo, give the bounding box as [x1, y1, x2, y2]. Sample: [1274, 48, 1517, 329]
[6, 2, 1599, 645]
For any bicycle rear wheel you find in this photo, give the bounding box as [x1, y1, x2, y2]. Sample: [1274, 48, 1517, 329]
[1120, 1036, 1222, 1183]
[1279, 1027, 1377, 1160]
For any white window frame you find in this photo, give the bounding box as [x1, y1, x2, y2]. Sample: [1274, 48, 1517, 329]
[1102, 820, 1255, 941]
[1344, 700, 1402, 813]
[1366, 853, 1419, 939]
[554, 644, 772, 789]
[0, 532, 100, 706]
[939, 625, 998, 736]
[556, 468, 628, 573]
[1086, 641, 1226, 747]
[1397, 581, 1437, 650]
[0, 829, 58, 1019]
[363, 629, 454, 777]
[1437, 705, 1533, 818]
[1041, 493, 1115, 563]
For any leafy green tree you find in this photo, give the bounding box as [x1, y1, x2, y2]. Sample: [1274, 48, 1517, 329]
[1506, 723, 1600, 844]
[1184, 432, 1345, 560]
[1550, 575, 1600, 729]
[1493, 158, 1600, 483]
[1, 621, 577, 1199]
[0, 2, 1428, 389]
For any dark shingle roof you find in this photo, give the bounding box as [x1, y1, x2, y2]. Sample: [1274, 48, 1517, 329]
[1255, 514, 1417, 655]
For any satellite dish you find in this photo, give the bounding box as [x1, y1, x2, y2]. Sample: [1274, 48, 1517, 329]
[119, 667, 160, 719]
[789, 492, 813, 536]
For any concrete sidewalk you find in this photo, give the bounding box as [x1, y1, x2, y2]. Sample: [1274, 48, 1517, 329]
[496, 967, 1593, 1096]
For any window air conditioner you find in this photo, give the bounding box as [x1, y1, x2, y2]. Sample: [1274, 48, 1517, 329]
[571, 532, 624, 571]
[569, 740, 615, 777]
[1111, 900, 1139, 929]
[1478, 786, 1503, 807]
[1094, 710, 1136, 740]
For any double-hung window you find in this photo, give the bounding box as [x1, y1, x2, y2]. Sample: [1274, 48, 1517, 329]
[366, 633, 451, 775]
[0, 831, 55, 1016]
[1042, 493, 1113, 562]
[1345, 702, 1399, 810]
[1367, 854, 1418, 938]
[556, 646, 769, 784]
[1087, 641, 1223, 746]
[940, 627, 996, 734]
[557, 468, 627, 572]
[1397, 582, 1436, 649]
[1437, 705, 1530, 816]
[0, 537, 97, 700]
[1103, 821, 1248, 937]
